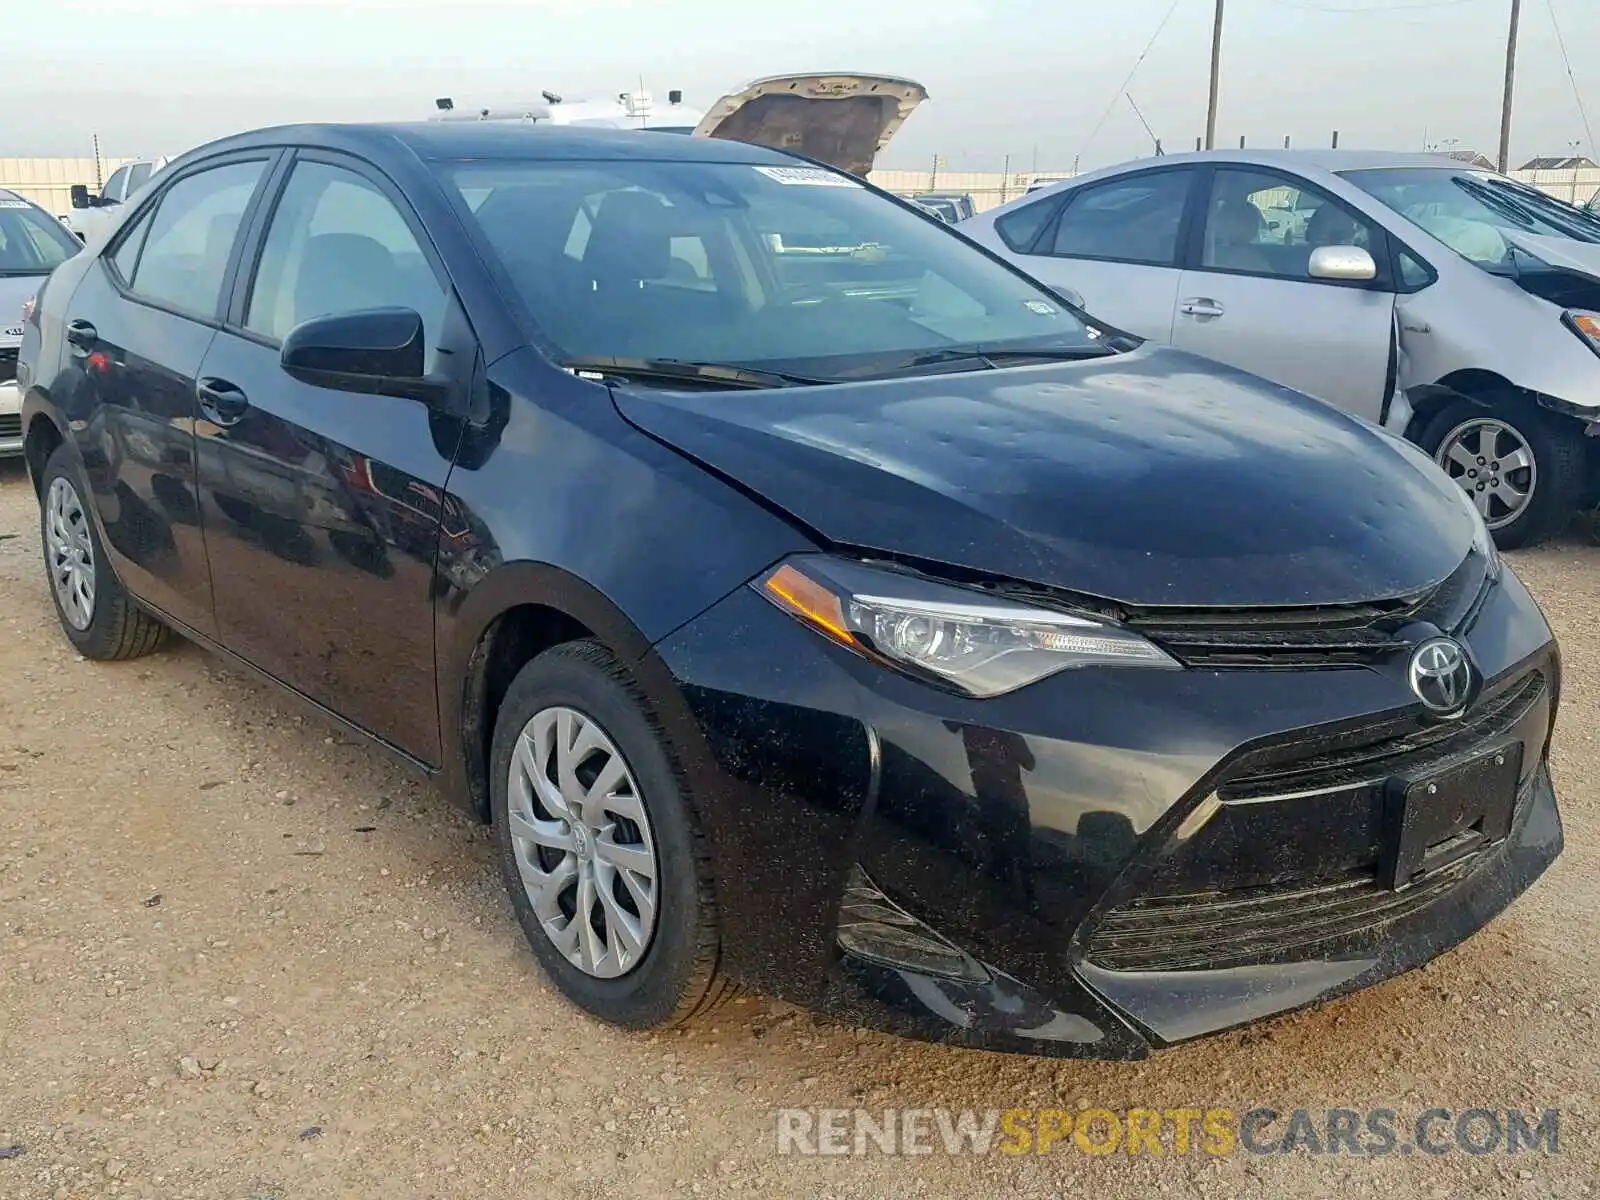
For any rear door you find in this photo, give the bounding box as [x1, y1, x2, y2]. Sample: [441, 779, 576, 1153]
[54, 154, 275, 636]
[194, 151, 471, 762]
[996, 166, 1201, 342]
[1168, 165, 1397, 418]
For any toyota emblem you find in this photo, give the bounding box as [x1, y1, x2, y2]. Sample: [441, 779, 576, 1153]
[1408, 637, 1473, 715]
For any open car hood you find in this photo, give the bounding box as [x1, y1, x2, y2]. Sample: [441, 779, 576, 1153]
[693, 73, 927, 176]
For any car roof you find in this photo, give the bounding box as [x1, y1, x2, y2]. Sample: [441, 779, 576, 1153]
[1083, 148, 1487, 177]
[0, 187, 36, 206]
[174, 120, 803, 167]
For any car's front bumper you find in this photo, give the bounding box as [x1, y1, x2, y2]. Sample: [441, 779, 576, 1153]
[644, 560, 1562, 1058]
[0, 378, 23, 456]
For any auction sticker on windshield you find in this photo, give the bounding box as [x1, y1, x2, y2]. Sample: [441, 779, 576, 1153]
[753, 166, 862, 187]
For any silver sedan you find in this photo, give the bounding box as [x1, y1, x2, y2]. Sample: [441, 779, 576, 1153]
[961, 149, 1600, 547]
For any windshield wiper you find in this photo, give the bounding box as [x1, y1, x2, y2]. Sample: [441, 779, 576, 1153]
[560, 356, 829, 389]
[899, 344, 1115, 371]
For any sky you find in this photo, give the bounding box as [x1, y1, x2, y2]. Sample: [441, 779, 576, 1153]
[3, 0, 1597, 173]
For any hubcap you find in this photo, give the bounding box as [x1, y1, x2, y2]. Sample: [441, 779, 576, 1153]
[1436, 418, 1536, 531]
[507, 706, 659, 979]
[45, 477, 96, 631]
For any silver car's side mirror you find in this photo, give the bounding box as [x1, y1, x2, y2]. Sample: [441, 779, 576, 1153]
[1308, 245, 1377, 282]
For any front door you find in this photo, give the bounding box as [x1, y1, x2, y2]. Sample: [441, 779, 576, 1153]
[1169, 166, 1396, 419]
[194, 153, 467, 762]
[56, 156, 273, 636]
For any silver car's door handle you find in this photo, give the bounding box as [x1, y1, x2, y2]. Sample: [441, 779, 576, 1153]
[1179, 298, 1225, 318]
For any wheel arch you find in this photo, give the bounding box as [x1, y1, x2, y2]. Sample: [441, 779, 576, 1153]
[441, 562, 660, 824]
[22, 410, 66, 499]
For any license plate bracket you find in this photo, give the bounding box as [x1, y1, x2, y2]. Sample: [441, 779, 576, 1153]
[1379, 742, 1522, 890]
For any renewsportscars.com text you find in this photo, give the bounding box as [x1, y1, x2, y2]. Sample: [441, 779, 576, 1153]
[775, 1106, 1560, 1158]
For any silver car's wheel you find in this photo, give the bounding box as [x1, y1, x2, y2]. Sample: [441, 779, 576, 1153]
[507, 705, 659, 980]
[1435, 417, 1537, 531]
[45, 476, 96, 630]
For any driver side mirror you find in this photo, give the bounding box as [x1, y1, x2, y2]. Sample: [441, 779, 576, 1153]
[70, 184, 92, 210]
[1308, 245, 1377, 282]
[280, 307, 444, 403]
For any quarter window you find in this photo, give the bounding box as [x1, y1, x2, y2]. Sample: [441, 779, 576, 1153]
[993, 195, 1063, 253]
[1046, 170, 1193, 266]
[246, 161, 447, 366]
[109, 208, 153, 282]
[1198, 168, 1380, 282]
[126, 160, 267, 317]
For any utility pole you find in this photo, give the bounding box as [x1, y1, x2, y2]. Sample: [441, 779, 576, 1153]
[1497, 0, 1521, 173]
[1204, 0, 1225, 150]
[1001, 153, 1011, 204]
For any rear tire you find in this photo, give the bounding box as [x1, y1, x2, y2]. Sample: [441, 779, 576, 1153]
[1418, 397, 1586, 550]
[489, 639, 736, 1029]
[38, 444, 170, 661]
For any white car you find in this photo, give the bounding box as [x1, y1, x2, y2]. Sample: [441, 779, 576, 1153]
[432, 73, 928, 178]
[961, 149, 1600, 547]
[2, 189, 84, 454]
[61, 157, 171, 243]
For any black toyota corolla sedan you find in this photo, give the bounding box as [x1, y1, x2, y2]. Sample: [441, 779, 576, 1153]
[17, 121, 1562, 1058]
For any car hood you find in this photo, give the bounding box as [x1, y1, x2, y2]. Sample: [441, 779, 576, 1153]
[0, 273, 44, 341]
[692, 73, 927, 177]
[611, 347, 1476, 608]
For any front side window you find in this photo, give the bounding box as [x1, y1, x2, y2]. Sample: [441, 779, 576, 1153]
[128, 160, 267, 317]
[1199, 168, 1379, 280]
[1046, 170, 1194, 266]
[246, 160, 447, 366]
[0, 199, 82, 275]
[1342, 167, 1600, 269]
[444, 159, 1099, 379]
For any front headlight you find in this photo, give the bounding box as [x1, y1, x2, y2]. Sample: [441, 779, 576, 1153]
[755, 555, 1178, 698]
[1563, 309, 1600, 359]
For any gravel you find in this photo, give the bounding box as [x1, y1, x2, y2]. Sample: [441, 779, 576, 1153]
[0, 462, 1596, 1198]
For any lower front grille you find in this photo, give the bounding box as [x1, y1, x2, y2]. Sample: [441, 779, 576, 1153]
[0, 413, 20, 440]
[1084, 853, 1478, 972]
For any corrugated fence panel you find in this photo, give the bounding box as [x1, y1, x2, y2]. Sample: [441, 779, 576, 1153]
[0, 157, 134, 216]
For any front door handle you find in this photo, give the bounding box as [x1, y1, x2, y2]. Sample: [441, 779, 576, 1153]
[1179, 298, 1225, 318]
[65, 319, 98, 352]
[197, 376, 250, 426]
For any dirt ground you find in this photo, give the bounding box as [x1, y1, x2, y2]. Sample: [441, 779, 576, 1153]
[0, 458, 1596, 1200]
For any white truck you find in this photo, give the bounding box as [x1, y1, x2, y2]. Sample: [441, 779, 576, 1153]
[60, 157, 171, 243]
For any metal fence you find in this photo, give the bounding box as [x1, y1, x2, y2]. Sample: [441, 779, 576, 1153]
[5, 156, 1599, 217]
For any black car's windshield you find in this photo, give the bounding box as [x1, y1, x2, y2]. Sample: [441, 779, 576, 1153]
[442, 158, 1101, 381]
[0, 198, 81, 276]
[1342, 166, 1600, 269]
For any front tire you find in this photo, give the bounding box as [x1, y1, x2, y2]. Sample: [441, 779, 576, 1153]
[1419, 397, 1586, 550]
[38, 445, 170, 660]
[489, 640, 735, 1028]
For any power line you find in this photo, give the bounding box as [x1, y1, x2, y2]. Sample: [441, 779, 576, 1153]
[1080, 0, 1184, 159]
[1544, 0, 1597, 162]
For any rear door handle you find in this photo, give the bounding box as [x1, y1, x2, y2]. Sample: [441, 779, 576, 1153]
[65, 319, 98, 351]
[1179, 298, 1225, 318]
[197, 376, 250, 426]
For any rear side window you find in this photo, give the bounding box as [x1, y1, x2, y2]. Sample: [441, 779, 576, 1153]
[109, 208, 153, 282]
[127, 160, 267, 318]
[993, 195, 1063, 253]
[1046, 169, 1194, 266]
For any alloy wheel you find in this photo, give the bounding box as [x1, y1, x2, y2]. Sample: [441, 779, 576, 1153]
[507, 705, 659, 979]
[45, 476, 96, 631]
[1435, 417, 1537, 531]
